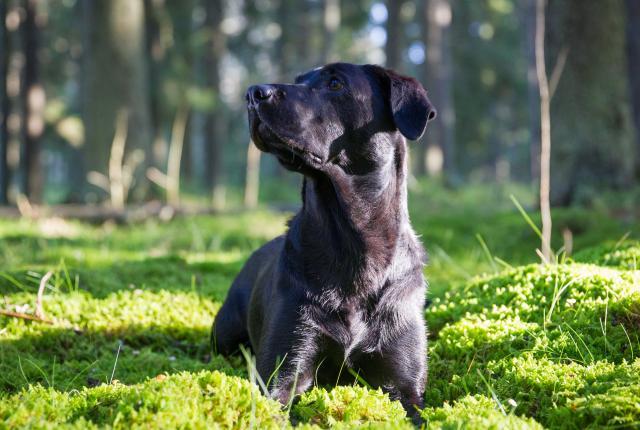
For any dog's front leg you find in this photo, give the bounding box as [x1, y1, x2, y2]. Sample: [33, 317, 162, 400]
[255, 325, 320, 406]
[268, 356, 316, 405]
[381, 319, 427, 424]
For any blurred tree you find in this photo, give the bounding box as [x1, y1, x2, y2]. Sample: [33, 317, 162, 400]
[83, 0, 152, 202]
[322, 0, 340, 64]
[451, 1, 530, 182]
[420, 0, 456, 180]
[546, 0, 633, 204]
[203, 0, 227, 208]
[0, 0, 8, 204]
[385, 0, 401, 70]
[295, 0, 312, 69]
[626, 0, 640, 179]
[20, 0, 45, 202]
[521, 0, 540, 185]
[276, 0, 291, 77]
[144, 0, 165, 175]
[534, 0, 552, 262]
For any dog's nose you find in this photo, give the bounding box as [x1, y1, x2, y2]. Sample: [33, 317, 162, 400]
[247, 85, 275, 105]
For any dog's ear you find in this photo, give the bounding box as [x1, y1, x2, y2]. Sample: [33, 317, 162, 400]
[366, 65, 437, 140]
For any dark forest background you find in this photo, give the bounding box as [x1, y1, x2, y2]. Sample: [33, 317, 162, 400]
[1, 0, 639, 211]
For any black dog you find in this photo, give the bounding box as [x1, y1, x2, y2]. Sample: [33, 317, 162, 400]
[212, 63, 435, 420]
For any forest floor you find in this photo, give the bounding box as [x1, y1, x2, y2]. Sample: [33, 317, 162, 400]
[0, 182, 638, 429]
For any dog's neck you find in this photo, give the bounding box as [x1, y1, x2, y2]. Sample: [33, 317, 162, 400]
[294, 134, 410, 295]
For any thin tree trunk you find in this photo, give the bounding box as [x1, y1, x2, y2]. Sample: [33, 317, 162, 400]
[244, 141, 260, 208]
[535, 0, 553, 262]
[421, 0, 456, 180]
[21, 0, 45, 202]
[626, 0, 640, 178]
[385, 0, 401, 71]
[166, 106, 188, 206]
[0, 0, 9, 204]
[203, 0, 226, 209]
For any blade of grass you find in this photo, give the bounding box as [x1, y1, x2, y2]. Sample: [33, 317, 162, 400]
[475, 234, 498, 272]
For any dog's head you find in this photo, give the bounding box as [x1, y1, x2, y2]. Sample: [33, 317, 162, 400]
[246, 63, 436, 174]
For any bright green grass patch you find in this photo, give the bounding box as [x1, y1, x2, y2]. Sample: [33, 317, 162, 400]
[292, 386, 407, 427]
[489, 356, 640, 428]
[0, 371, 287, 429]
[0, 288, 239, 393]
[426, 262, 640, 428]
[0, 372, 416, 429]
[574, 241, 640, 270]
[421, 394, 543, 429]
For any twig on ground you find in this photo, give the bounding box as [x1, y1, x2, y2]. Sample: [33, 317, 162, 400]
[0, 309, 53, 324]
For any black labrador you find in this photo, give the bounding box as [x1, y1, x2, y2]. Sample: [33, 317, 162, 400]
[212, 63, 435, 420]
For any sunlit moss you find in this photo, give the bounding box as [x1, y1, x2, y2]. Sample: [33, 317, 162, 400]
[292, 386, 407, 427]
[421, 395, 543, 430]
[574, 241, 640, 270]
[0, 371, 286, 429]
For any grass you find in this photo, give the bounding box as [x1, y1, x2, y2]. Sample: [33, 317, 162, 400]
[0, 180, 638, 428]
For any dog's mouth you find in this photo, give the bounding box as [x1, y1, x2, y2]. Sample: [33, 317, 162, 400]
[248, 108, 324, 169]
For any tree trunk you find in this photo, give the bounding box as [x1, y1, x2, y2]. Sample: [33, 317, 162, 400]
[385, 0, 401, 71]
[546, 0, 632, 204]
[21, 0, 45, 202]
[535, 0, 553, 263]
[203, 0, 226, 209]
[626, 0, 640, 178]
[321, 0, 340, 64]
[144, 0, 166, 179]
[0, 0, 9, 204]
[276, 0, 290, 77]
[244, 141, 261, 208]
[295, 0, 312, 70]
[420, 0, 456, 180]
[83, 0, 152, 202]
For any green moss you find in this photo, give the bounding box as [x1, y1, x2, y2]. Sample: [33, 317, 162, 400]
[421, 395, 543, 429]
[0, 371, 287, 429]
[574, 241, 640, 270]
[0, 288, 236, 392]
[426, 262, 640, 428]
[488, 356, 640, 429]
[0, 192, 637, 428]
[292, 386, 407, 427]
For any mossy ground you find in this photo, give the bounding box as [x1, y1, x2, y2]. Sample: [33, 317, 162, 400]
[1, 182, 637, 428]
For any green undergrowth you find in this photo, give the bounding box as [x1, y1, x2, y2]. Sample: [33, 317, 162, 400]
[292, 386, 407, 427]
[0, 185, 638, 428]
[0, 371, 287, 429]
[421, 395, 544, 429]
[574, 240, 640, 270]
[426, 250, 640, 428]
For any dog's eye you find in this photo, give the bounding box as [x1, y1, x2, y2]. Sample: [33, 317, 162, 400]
[328, 78, 343, 91]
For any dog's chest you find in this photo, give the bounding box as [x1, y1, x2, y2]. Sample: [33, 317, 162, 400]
[314, 300, 378, 357]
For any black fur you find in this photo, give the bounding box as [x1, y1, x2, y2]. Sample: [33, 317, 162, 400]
[212, 63, 436, 421]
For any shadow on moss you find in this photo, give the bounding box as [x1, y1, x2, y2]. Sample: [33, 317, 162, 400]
[0, 324, 245, 394]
